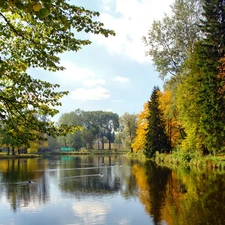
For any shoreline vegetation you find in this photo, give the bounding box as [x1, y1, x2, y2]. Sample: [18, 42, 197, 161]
[0, 149, 128, 159]
[155, 153, 225, 170]
[2, 150, 225, 172]
[128, 151, 225, 171]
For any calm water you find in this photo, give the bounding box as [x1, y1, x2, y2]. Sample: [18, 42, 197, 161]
[0, 156, 225, 225]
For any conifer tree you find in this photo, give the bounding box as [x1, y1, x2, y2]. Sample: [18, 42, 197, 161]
[144, 87, 170, 158]
[195, 0, 225, 152]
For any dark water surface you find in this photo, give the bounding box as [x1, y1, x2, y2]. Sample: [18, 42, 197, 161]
[0, 155, 225, 225]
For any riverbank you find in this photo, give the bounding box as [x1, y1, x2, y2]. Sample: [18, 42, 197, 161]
[0, 153, 41, 159]
[127, 151, 225, 170]
[3, 150, 225, 171]
[154, 152, 225, 170]
[0, 149, 129, 159]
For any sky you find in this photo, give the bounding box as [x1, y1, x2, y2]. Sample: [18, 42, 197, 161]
[30, 0, 174, 121]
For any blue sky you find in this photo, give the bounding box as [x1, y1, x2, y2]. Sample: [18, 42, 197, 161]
[30, 0, 174, 121]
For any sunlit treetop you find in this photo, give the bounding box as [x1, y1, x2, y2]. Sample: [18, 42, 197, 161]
[0, 0, 115, 71]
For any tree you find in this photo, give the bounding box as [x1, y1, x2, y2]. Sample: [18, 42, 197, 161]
[143, 0, 202, 80]
[196, 0, 225, 152]
[177, 0, 225, 154]
[57, 110, 119, 150]
[0, 0, 115, 138]
[145, 87, 170, 158]
[98, 112, 119, 150]
[132, 102, 149, 152]
[119, 113, 137, 152]
[158, 90, 181, 149]
[57, 110, 84, 149]
[176, 57, 204, 153]
[82, 111, 102, 149]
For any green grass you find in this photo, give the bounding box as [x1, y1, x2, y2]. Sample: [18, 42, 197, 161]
[127, 150, 147, 161]
[154, 151, 225, 170]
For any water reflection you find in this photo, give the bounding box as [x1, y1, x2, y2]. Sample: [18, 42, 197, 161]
[1, 156, 225, 225]
[0, 159, 49, 212]
[132, 162, 225, 225]
[72, 201, 111, 225]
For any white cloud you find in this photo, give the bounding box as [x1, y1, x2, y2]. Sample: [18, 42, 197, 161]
[82, 79, 106, 87]
[70, 86, 111, 101]
[119, 218, 131, 225]
[113, 76, 130, 83]
[54, 61, 107, 88]
[72, 202, 111, 225]
[105, 108, 113, 112]
[92, 0, 174, 63]
[60, 61, 95, 82]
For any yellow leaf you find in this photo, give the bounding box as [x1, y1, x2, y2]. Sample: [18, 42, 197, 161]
[33, 3, 42, 12]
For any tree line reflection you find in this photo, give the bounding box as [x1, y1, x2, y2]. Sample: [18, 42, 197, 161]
[0, 159, 49, 212]
[132, 161, 225, 225]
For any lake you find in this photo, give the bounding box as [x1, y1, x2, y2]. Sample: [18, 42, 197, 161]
[0, 155, 225, 225]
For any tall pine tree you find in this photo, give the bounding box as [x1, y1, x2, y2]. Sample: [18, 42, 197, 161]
[145, 87, 170, 158]
[195, 0, 225, 152]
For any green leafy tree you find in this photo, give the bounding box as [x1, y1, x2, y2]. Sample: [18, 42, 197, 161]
[143, 0, 202, 80]
[145, 87, 171, 158]
[0, 0, 115, 139]
[82, 111, 119, 150]
[176, 54, 204, 153]
[100, 112, 119, 150]
[82, 111, 102, 149]
[119, 113, 137, 152]
[57, 110, 84, 149]
[56, 110, 119, 150]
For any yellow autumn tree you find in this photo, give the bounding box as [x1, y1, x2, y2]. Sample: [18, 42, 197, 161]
[28, 132, 48, 153]
[158, 90, 180, 149]
[132, 102, 149, 152]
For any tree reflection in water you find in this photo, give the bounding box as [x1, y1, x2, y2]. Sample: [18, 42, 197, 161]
[1, 156, 225, 225]
[132, 161, 225, 225]
[0, 159, 49, 212]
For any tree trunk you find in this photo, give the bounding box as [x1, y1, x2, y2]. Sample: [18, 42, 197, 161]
[97, 135, 100, 150]
[130, 147, 133, 153]
[7, 147, 10, 155]
[12, 146, 15, 155]
[101, 135, 104, 150]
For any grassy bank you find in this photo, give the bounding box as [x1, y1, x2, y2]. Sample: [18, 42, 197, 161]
[126, 150, 147, 162]
[154, 151, 225, 170]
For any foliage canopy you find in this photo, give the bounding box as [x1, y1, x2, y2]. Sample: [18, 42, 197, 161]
[0, 0, 115, 144]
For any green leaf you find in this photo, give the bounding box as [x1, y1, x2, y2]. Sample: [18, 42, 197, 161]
[0, 0, 7, 8]
[15, 1, 24, 10]
[41, 0, 51, 3]
[0, 0, 5, 7]
[38, 8, 50, 19]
